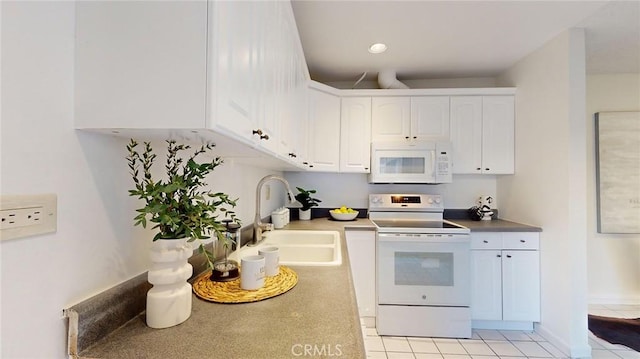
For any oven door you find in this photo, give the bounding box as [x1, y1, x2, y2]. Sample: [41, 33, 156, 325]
[377, 233, 470, 306]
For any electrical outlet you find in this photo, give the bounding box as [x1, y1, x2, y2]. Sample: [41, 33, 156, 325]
[0, 207, 44, 229]
[0, 194, 57, 241]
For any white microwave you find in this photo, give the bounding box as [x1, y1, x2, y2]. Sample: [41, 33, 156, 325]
[369, 141, 452, 184]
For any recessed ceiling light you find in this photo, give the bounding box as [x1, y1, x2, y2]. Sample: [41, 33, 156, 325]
[368, 43, 388, 54]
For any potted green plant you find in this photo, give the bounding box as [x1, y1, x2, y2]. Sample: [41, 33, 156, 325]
[126, 139, 239, 328]
[294, 187, 321, 220]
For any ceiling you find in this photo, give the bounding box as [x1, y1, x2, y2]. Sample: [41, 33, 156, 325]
[291, 0, 640, 84]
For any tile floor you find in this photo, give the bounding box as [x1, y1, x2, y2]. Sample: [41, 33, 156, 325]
[364, 304, 640, 359]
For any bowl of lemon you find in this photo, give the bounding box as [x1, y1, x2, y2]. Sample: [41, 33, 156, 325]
[330, 206, 359, 221]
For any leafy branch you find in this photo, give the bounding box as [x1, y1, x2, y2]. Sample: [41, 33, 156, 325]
[126, 139, 240, 254]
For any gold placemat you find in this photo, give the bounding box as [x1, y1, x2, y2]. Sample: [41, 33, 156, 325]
[192, 266, 298, 303]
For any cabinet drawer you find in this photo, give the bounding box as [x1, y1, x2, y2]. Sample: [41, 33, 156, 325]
[471, 233, 502, 249]
[502, 233, 539, 250]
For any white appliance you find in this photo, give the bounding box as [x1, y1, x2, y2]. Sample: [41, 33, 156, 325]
[369, 194, 472, 338]
[369, 142, 452, 184]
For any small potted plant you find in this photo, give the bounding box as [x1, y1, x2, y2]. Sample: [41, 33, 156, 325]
[294, 187, 321, 220]
[126, 139, 239, 328]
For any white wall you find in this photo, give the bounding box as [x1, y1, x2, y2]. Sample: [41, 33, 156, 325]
[497, 29, 590, 358]
[586, 73, 640, 304]
[0, 3, 285, 357]
[284, 172, 498, 209]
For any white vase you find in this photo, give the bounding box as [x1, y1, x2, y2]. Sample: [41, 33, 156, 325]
[299, 209, 311, 220]
[146, 238, 193, 329]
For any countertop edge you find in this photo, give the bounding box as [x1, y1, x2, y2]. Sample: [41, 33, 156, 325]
[451, 218, 542, 232]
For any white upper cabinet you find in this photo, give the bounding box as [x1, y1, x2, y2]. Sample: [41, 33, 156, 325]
[450, 96, 483, 173]
[481, 96, 515, 174]
[410, 96, 451, 141]
[75, 1, 208, 129]
[212, 1, 262, 145]
[341, 97, 372, 173]
[307, 84, 341, 172]
[450, 96, 514, 174]
[75, 1, 309, 169]
[372, 96, 450, 142]
[371, 97, 411, 142]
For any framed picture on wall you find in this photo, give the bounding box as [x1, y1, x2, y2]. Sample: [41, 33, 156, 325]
[595, 111, 640, 233]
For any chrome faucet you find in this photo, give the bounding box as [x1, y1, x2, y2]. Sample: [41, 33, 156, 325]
[250, 175, 302, 246]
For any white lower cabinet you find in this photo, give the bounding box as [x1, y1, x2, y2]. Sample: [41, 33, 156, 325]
[345, 229, 376, 326]
[470, 232, 540, 330]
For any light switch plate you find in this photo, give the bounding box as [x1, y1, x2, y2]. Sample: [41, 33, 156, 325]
[0, 194, 57, 241]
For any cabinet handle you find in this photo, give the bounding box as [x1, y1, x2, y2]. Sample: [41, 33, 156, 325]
[483, 240, 488, 243]
[506, 254, 512, 258]
[485, 168, 490, 171]
[405, 136, 410, 140]
[520, 239, 526, 243]
[413, 136, 417, 139]
[302, 161, 308, 165]
[288, 153, 297, 158]
[365, 167, 369, 170]
[309, 165, 314, 168]
[476, 167, 482, 171]
[497, 254, 502, 258]
[252, 129, 269, 140]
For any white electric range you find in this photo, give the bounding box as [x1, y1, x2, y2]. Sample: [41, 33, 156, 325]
[369, 194, 472, 338]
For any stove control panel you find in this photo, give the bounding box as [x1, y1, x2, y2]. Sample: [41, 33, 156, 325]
[369, 194, 444, 211]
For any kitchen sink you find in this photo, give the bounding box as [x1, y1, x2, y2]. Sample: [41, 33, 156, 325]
[231, 230, 342, 266]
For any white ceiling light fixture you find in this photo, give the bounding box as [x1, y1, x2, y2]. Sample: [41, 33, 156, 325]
[368, 43, 388, 54]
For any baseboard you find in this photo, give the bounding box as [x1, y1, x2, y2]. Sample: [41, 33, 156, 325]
[472, 320, 534, 331]
[588, 294, 640, 305]
[535, 323, 592, 359]
[360, 316, 375, 328]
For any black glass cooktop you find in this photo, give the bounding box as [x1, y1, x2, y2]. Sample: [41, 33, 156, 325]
[371, 219, 465, 229]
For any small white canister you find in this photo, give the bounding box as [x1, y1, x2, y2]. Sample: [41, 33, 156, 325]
[271, 208, 286, 229]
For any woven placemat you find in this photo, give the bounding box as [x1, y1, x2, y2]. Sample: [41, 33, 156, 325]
[192, 266, 298, 304]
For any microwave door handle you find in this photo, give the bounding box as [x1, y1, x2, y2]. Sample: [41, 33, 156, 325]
[431, 151, 436, 179]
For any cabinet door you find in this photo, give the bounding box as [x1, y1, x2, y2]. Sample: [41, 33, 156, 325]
[212, 1, 260, 143]
[307, 87, 340, 172]
[75, 1, 207, 129]
[410, 97, 450, 141]
[345, 230, 377, 318]
[502, 250, 540, 322]
[481, 96, 514, 174]
[470, 250, 503, 321]
[340, 97, 371, 173]
[450, 96, 483, 174]
[371, 97, 411, 142]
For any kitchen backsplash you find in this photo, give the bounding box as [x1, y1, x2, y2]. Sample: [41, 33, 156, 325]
[284, 172, 498, 209]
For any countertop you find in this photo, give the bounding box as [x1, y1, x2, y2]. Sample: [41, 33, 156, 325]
[80, 216, 537, 358]
[451, 218, 542, 232]
[81, 218, 373, 359]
